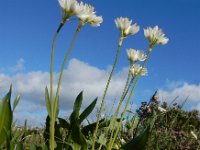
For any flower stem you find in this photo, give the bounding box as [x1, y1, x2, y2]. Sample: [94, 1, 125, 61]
[98, 71, 132, 150]
[53, 23, 82, 118]
[107, 72, 134, 149]
[92, 35, 124, 150]
[109, 48, 152, 148]
[49, 21, 64, 150]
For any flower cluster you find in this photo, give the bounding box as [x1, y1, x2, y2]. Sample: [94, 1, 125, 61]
[126, 49, 147, 77]
[115, 17, 140, 37]
[127, 48, 147, 63]
[129, 64, 148, 77]
[144, 26, 169, 48]
[58, 0, 103, 27]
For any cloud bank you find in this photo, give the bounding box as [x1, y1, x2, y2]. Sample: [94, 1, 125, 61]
[1, 58, 199, 126]
[0, 58, 128, 126]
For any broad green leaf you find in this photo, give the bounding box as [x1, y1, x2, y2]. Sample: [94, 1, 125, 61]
[58, 117, 70, 129]
[121, 126, 150, 150]
[45, 87, 51, 117]
[79, 97, 97, 124]
[0, 86, 12, 147]
[73, 91, 83, 118]
[81, 118, 109, 136]
[81, 121, 97, 136]
[71, 125, 88, 150]
[13, 95, 20, 112]
[70, 91, 83, 125]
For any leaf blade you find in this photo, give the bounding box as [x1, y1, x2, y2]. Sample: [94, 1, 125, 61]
[79, 97, 97, 123]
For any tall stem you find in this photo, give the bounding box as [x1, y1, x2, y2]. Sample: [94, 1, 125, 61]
[49, 21, 64, 150]
[92, 35, 124, 150]
[53, 23, 82, 119]
[107, 73, 134, 149]
[98, 71, 132, 150]
[110, 48, 152, 148]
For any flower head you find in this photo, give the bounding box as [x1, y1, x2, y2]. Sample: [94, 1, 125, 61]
[158, 107, 167, 113]
[127, 48, 147, 63]
[129, 64, 147, 77]
[76, 2, 103, 27]
[115, 17, 140, 37]
[144, 26, 169, 48]
[58, 0, 79, 18]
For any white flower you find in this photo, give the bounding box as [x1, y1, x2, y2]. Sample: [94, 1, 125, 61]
[76, 2, 103, 27]
[115, 17, 140, 37]
[76, 2, 94, 20]
[191, 131, 198, 140]
[129, 64, 147, 77]
[144, 26, 169, 47]
[86, 14, 103, 27]
[158, 107, 167, 113]
[58, 0, 79, 17]
[127, 48, 147, 63]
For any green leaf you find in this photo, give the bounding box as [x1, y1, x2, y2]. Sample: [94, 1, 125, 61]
[121, 126, 150, 150]
[13, 95, 20, 112]
[71, 125, 88, 150]
[58, 117, 70, 130]
[79, 97, 97, 124]
[73, 91, 83, 117]
[70, 91, 83, 125]
[45, 87, 51, 117]
[0, 86, 13, 147]
[81, 118, 109, 136]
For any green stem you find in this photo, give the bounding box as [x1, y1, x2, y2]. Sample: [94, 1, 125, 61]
[53, 23, 82, 120]
[92, 35, 124, 150]
[50, 21, 64, 150]
[98, 71, 132, 150]
[109, 48, 152, 149]
[107, 72, 134, 149]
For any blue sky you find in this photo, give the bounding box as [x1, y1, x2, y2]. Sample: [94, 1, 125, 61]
[0, 0, 200, 126]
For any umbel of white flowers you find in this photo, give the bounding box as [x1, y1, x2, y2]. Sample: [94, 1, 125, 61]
[127, 48, 147, 63]
[144, 26, 169, 49]
[58, 0, 103, 27]
[129, 64, 148, 77]
[115, 17, 140, 37]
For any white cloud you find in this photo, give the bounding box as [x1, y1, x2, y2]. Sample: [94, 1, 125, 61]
[158, 81, 200, 111]
[0, 58, 128, 126]
[10, 58, 25, 72]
